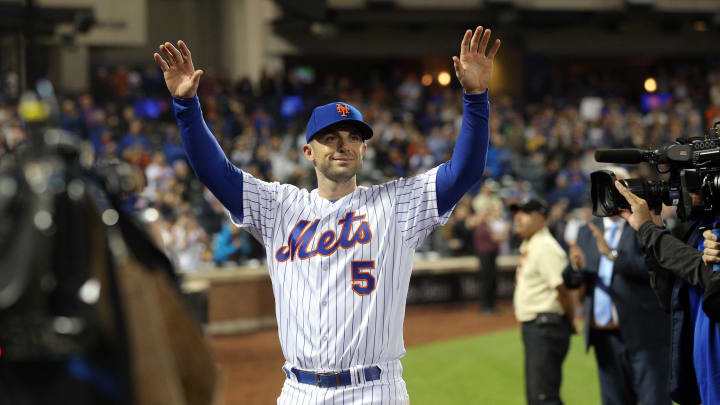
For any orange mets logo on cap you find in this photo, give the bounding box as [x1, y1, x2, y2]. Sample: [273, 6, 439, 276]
[336, 103, 350, 117]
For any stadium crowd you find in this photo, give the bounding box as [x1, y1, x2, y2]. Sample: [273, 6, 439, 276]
[1, 62, 719, 273]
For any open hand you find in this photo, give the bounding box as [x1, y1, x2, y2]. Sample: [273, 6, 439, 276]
[453, 26, 501, 95]
[153, 40, 204, 99]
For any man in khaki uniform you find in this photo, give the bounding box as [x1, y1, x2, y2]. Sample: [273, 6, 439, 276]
[511, 197, 575, 405]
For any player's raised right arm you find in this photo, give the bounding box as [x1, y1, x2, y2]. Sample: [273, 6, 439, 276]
[154, 40, 244, 218]
[435, 27, 500, 216]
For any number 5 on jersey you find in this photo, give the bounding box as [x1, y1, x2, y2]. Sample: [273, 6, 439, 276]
[351, 261, 376, 295]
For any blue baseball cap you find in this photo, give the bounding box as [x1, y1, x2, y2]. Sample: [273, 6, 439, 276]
[305, 101, 373, 143]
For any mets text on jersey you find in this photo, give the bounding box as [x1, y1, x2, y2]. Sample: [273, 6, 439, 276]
[275, 211, 372, 262]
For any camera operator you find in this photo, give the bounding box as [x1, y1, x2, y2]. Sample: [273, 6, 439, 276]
[563, 167, 671, 405]
[614, 180, 719, 405]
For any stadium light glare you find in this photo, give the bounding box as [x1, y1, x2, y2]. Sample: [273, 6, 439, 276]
[437, 71, 451, 86]
[644, 77, 657, 93]
[421, 74, 433, 86]
[144, 207, 160, 223]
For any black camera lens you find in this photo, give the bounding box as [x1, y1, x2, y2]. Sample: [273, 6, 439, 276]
[591, 170, 628, 217]
[591, 170, 669, 217]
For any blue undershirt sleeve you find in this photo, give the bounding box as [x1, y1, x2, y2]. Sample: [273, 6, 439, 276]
[436, 90, 490, 216]
[173, 95, 244, 220]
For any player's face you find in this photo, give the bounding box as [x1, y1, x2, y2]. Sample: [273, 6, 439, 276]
[304, 126, 367, 183]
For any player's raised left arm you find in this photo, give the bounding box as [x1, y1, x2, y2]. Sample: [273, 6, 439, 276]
[436, 27, 500, 216]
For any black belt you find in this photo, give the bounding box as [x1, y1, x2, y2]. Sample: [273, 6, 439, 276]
[525, 312, 568, 325]
[288, 366, 381, 388]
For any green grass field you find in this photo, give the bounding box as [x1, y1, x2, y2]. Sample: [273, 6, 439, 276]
[403, 327, 601, 404]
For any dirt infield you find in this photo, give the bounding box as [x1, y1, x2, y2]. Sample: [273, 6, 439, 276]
[209, 300, 517, 405]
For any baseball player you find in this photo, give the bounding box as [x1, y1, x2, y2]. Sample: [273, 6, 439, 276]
[153, 26, 500, 404]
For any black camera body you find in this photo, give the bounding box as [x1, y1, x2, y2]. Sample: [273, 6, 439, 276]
[592, 126, 720, 221]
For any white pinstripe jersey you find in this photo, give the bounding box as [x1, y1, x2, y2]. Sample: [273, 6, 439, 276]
[231, 165, 452, 373]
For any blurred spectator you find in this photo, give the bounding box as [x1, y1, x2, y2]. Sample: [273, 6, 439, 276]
[546, 199, 571, 248]
[472, 180, 503, 215]
[397, 73, 422, 113]
[144, 151, 173, 201]
[485, 132, 512, 178]
[163, 214, 212, 273]
[60, 98, 84, 137]
[408, 142, 435, 173]
[425, 125, 450, 162]
[118, 119, 151, 157]
[163, 124, 186, 165]
[109, 66, 130, 100]
[469, 201, 508, 314]
[196, 188, 226, 235]
[212, 221, 253, 265]
[442, 197, 474, 257]
[548, 175, 574, 206]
